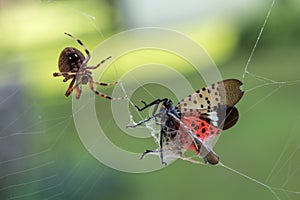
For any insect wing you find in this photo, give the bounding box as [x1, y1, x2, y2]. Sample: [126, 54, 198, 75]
[175, 79, 243, 160]
[181, 115, 221, 142]
[177, 79, 243, 130]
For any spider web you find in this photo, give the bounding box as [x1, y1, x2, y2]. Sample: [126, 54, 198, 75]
[116, 0, 300, 199]
[0, 0, 300, 200]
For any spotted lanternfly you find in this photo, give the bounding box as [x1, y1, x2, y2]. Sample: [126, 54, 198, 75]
[127, 79, 244, 165]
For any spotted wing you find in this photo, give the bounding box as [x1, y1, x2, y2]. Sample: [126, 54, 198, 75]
[180, 115, 221, 142]
[175, 79, 243, 164]
[176, 79, 244, 130]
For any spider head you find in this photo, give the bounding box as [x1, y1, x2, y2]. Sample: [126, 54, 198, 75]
[58, 47, 85, 81]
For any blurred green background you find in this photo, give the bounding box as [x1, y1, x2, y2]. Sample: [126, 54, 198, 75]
[0, 0, 300, 200]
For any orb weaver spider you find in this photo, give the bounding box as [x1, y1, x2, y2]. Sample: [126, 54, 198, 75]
[53, 33, 124, 100]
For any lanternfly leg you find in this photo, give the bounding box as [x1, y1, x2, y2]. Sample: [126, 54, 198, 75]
[159, 130, 167, 165]
[135, 98, 168, 111]
[126, 112, 162, 128]
[140, 149, 167, 165]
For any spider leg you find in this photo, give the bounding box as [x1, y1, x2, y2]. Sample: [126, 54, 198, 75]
[75, 83, 82, 99]
[65, 80, 81, 98]
[53, 72, 78, 77]
[64, 32, 90, 64]
[65, 77, 76, 97]
[88, 79, 124, 100]
[86, 56, 112, 69]
[93, 81, 118, 87]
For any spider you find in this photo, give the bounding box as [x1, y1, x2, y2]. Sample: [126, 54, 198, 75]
[53, 33, 124, 100]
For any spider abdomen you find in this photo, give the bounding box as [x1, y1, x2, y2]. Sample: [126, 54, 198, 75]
[58, 47, 85, 81]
